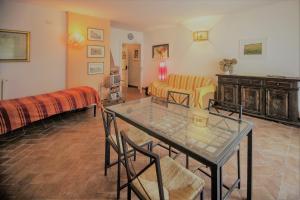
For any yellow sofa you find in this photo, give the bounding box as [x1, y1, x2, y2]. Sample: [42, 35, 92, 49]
[148, 74, 216, 108]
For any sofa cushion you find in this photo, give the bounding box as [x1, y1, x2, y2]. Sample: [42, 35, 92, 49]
[179, 75, 189, 89]
[173, 74, 182, 89]
[149, 74, 216, 109]
[168, 74, 176, 88]
[186, 76, 196, 90]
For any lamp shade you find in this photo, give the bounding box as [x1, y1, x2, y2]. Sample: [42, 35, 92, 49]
[69, 32, 84, 47]
[193, 31, 208, 41]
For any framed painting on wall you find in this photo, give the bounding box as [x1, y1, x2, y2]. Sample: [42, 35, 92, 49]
[152, 43, 169, 59]
[87, 45, 105, 58]
[0, 29, 30, 62]
[87, 28, 103, 41]
[239, 38, 267, 59]
[133, 49, 140, 61]
[88, 62, 104, 75]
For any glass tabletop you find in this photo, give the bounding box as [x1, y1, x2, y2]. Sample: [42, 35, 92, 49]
[107, 97, 253, 164]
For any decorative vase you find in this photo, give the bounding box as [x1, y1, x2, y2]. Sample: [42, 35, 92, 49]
[224, 71, 230, 75]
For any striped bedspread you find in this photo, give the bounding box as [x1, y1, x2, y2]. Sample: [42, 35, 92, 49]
[0, 86, 99, 134]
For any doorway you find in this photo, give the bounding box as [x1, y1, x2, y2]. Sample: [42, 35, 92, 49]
[121, 43, 141, 92]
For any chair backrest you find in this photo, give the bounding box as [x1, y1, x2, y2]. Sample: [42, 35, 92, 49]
[120, 131, 165, 200]
[208, 99, 243, 121]
[100, 105, 121, 153]
[167, 90, 190, 108]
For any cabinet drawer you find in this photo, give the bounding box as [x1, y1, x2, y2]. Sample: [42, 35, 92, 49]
[239, 79, 262, 86]
[219, 77, 238, 84]
[266, 80, 291, 88]
[266, 89, 289, 120]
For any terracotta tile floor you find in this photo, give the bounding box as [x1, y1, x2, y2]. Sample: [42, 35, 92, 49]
[0, 88, 299, 199]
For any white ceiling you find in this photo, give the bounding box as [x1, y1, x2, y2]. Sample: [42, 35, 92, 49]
[10, 0, 284, 31]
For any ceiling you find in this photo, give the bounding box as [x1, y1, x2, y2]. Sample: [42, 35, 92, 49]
[10, 0, 284, 31]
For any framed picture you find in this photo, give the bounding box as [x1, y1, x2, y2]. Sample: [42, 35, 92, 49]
[87, 28, 103, 41]
[0, 29, 30, 62]
[133, 49, 140, 60]
[88, 62, 104, 75]
[87, 45, 104, 58]
[239, 38, 267, 58]
[152, 43, 169, 59]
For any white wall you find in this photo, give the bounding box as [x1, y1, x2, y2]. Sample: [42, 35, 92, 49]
[142, 0, 300, 87]
[110, 27, 143, 68]
[143, 25, 219, 87]
[0, 0, 66, 99]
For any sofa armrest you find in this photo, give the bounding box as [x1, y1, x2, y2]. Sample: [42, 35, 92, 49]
[195, 85, 216, 109]
[148, 80, 168, 96]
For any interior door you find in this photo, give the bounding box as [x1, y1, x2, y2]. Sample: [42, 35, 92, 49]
[127, 44, 141, 88]
[121, 44, 128, 87]
[121, 44, 129, 99]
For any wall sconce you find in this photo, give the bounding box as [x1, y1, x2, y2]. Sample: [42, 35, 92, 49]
[193, 31, 208, 41]
[69, 32, 84, 47]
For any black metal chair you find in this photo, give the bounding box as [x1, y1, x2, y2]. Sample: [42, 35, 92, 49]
[150, 92, 191, 168]
[100, 105, 153, 200]
[167, 90, 190, 108]
[151, 96, 168, 107]
[167, 91, 191, 168]
[120, 130, 205, 200]
[207, 99, 242, 122]
[195, 99, 243, 199]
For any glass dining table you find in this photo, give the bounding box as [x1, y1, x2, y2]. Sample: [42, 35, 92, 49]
[107, 97, 253, 200]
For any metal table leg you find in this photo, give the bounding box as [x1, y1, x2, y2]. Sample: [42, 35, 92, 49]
[104, 138, 110, 176]
[247, 130, 253, 200]
[211, 164, 221, 200]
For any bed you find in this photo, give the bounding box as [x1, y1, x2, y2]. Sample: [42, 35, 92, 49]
[0, 86, 100, 135]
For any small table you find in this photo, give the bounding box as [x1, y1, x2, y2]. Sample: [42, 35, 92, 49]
[107, 97, 253, 200]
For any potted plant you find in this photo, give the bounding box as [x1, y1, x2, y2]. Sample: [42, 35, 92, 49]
[219, 58, 237, 75]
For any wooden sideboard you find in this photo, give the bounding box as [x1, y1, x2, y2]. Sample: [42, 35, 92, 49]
[216, 74, 300, 126]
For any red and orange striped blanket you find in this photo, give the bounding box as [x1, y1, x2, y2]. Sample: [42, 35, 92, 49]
[0, 86, 100, 134]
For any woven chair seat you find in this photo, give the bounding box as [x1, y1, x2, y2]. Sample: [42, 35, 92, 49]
[111, 127, 152, 153]
[132, 156, 205, 200]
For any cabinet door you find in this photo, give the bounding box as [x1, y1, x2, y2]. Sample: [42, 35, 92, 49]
[241, 86, 263, 114]
[266, 89, 289, 120]
[220, 84, 238, 105]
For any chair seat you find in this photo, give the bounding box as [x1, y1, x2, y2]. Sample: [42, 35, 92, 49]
[132, 156, 205, 200]
[111, 127, 152, 153]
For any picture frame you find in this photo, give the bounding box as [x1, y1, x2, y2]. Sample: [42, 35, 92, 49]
[152, 43, 169, 59]
[239, 38, 267, 59]
[133, 49, 140, 61]
[0, 29, 30, 62]
[87, 45, 105, 58]
[87, 28, 103, 41]
[88, 62, 104, 75]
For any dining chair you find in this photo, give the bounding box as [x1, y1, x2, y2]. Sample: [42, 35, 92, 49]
[167, 90, 190, 108]
[207, 99, 242, 190]
[167, 90, 191, 168]
[150, 96, 180, 158]
[192, 99, 243, 199]
[120, 130, 205, 200]
[100, 105, 154, 200]
[151, 96, 168, 107]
